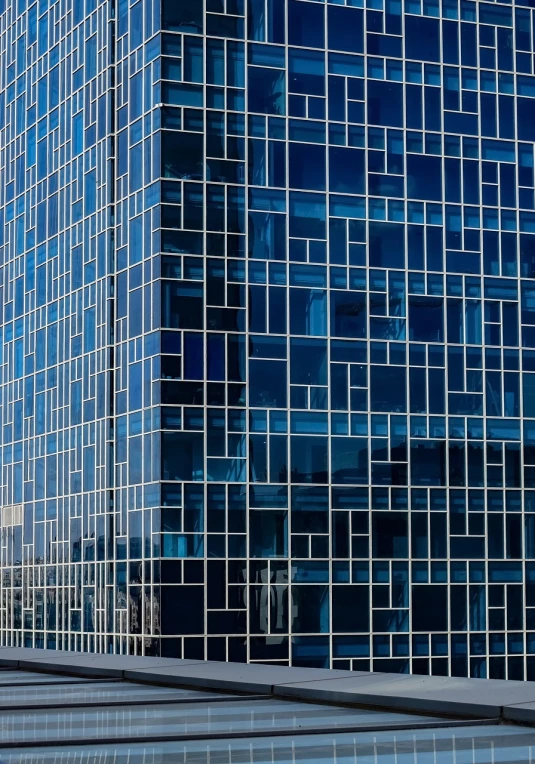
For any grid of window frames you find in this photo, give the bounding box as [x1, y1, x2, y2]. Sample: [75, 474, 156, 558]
[4, 0, 535, 678]
[155, 0, 535, 679]
[0, 0, 165, 652]
[0, 0, 118, 651]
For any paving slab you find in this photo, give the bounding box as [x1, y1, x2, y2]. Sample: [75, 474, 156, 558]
[0, 648, 205, 678]
[0, 648, 74, 667]
[274, 673, 535, 719]
[18, 654, 205, 679]
[125, 662, 365, 694]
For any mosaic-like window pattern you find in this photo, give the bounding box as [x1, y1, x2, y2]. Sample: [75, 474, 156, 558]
[3, 0, 535, 679]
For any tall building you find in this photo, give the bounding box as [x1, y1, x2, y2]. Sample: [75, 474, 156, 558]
[1, 0, 535, 679]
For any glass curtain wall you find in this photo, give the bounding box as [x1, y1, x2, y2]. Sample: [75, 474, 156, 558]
[155, 0, 535, 680]
[2, 0, 535, 680]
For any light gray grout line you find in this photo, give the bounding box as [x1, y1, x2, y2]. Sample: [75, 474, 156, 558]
[0, 717, 501, 750]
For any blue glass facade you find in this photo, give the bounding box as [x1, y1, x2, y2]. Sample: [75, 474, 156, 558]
[3, 0, 535, 678]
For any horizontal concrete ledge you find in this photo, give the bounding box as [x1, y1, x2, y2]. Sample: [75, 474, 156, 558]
[20, 655, 206, 679]
[274, 673, 535, 720]
[0, 647, 534, 725]
[0, 648, 360, 690]
[125, 663, 361, 695]
[0, 648, 206, 678]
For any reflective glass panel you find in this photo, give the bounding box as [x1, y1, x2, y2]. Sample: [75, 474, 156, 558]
[0, 724, 532, 763]
[0, 699, 443, 744]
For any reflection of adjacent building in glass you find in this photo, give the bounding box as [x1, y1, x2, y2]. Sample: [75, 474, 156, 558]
[249, 562, 289, 636]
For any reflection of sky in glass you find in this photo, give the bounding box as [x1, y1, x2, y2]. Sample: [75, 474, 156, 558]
[0, 681, 237, 709]
[0, 698, 443, 744]
[0, 725, 534, 764]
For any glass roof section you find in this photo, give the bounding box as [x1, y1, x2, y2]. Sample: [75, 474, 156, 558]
[0, 698, 463, 746]
[1, 725, 533, 764]
[0, 651, 532, 763]
[0, 681, 248, 710]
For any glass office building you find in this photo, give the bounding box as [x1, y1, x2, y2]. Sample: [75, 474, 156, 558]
[2, 0, 535, 679]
